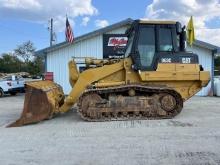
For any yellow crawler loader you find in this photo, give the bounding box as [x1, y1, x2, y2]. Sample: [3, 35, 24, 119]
[8, 20, 210, 127]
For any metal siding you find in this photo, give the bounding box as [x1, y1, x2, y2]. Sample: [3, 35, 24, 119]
[47, 35, 103, 94]
[47, 49, 69, 94]
[187, 45, 212, 96]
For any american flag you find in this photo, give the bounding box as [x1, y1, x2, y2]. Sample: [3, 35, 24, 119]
[65, 17, 74, 43]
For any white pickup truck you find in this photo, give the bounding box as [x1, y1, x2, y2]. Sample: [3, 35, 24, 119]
[0, 75, 25, 97]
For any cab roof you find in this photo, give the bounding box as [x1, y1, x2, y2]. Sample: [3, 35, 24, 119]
[138, 19, 177, 24]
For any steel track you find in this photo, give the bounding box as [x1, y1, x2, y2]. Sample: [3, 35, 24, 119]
[77, 85, 183, 121]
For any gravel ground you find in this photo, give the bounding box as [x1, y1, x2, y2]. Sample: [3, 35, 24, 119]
[0, 94, 220, 165]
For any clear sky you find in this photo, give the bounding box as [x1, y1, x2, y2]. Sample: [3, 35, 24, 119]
[0, 0, 220, 54]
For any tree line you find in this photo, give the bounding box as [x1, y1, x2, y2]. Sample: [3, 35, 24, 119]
[0, 41, 44, 76]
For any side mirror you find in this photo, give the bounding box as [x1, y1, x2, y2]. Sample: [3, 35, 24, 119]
[176, 22, 182, 34]
[181, 26, 186, 41]
[180, 27, 187, 51]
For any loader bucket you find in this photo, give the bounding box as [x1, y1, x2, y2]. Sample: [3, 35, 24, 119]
[7, 80, 65, 127]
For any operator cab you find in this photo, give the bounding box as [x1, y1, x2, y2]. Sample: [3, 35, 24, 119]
[125, 20, 199, 71]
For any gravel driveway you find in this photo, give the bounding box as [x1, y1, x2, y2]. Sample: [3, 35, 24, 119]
[0, 94, 220, 165]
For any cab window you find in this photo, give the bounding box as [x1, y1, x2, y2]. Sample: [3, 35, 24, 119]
[124, 31, 135, 57]
[137, 27, 155, 68]
[158, 28, 173, 51]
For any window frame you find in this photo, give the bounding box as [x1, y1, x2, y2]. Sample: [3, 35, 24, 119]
[130, 23, 178, 71]
[124, 30, 135, 57]
[158, 26, 173, 52]
[157, 24, 178, 52]
[132, 24, 157, 71]
[137, 25, 156, 70]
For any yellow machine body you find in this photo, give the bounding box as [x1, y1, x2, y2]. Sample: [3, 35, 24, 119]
[61, 57, 209, 113]
[8, 57, 210, 127]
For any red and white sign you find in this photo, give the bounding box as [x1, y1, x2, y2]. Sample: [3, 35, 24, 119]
[108, 37, 128, 46]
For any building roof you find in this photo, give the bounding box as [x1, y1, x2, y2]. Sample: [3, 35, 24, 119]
[193, 40, 220, 53]
[35, 18, 220, 56]
[35, 18, 133, 56]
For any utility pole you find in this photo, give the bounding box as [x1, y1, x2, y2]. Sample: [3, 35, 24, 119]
[48, 18, 56, 46]
[50, 18, 53, 47]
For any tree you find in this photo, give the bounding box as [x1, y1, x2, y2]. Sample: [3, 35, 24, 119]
[1, 41, 44, 76]
[0, 53, 22, 73]
[14, 40, 35, 63]
[33, 56, 44, 75]
[27, 56, 44, 75]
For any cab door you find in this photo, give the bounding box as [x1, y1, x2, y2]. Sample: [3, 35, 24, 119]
[134, 25, 157, 71]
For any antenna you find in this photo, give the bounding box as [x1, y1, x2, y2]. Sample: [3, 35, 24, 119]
[53, 32, 57, 44]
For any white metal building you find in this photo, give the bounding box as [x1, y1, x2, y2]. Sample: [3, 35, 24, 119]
[36, 18, 220, 96]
